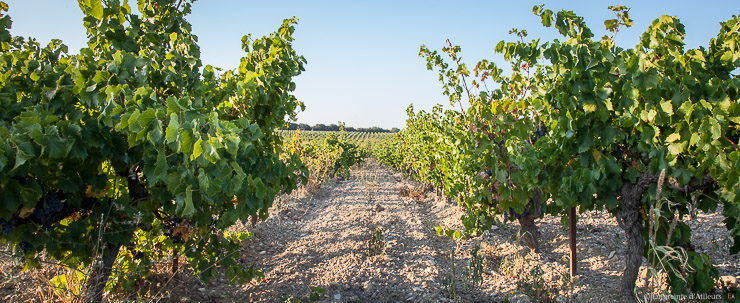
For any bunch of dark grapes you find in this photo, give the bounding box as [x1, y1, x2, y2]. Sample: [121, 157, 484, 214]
[18, 241, 32, 253]
[610, 149, 628, 164]
[531, 123, 548, 143]
[536, 123, 548, 137]
[34, 191, 64, 227]
[1, 218, 14, 235]
[495, 138, 505, 149]
[504, 197, 535, 223]
[478, 169, 493, 180]
[166, 233, 185, 244]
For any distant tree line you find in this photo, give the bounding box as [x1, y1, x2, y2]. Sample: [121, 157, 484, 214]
[284, 123, 400, 133]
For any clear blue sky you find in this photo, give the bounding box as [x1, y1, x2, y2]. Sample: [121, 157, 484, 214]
[5, 1, 740, 128]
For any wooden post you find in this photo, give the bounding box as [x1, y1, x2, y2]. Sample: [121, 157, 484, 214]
[569, 206, 577, 278]
[172, 248, 179, 274]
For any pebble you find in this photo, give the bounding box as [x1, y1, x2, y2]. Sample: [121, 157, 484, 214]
[334, 293, 342, 300]
[363, 281, 374, 293]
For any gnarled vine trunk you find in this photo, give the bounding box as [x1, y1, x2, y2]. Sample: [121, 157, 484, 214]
[517, 190, 543, 252]
[83, 242, 121, 303]
[616, 173, 656, 303]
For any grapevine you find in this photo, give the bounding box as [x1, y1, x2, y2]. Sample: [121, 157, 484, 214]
[394, 5, 740, 301]
[0, 1, 307, 302]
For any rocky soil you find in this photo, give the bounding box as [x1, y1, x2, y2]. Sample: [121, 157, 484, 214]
[1, 159, 738, 302]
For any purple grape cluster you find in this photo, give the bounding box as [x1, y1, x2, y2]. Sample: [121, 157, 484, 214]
[611, 148, 628, 164]
[1, 218, 14, 235]
[18, 241, 31, 253]
[504, 197, 535, 223]
[480, 169, 492, 180]
[496, 138, 505, 149]
[534, 123, 548, 138]
[34, 191, 64, 227]
[530, 123, 548, 143]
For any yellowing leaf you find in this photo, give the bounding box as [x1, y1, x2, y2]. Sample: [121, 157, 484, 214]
[19, 206, 34, 218]
[592, 149, 603, 163]
[173, 224, 191, 241]
[660, 100, 674, 115]
[85, 185, 107, 198]
[666, 133, 681, 143]
[191, 138, 203, 160]
[583, 103, 597, 113]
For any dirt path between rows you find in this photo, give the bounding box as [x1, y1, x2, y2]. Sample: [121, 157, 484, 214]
[235, 159, 465, 302]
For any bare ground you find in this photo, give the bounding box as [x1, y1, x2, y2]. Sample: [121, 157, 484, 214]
[1, 159, 738, 302]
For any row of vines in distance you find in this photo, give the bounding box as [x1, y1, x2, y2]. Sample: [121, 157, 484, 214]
[380, 5, 740, 302]
[282, 129, 368, 189]
[281, 129, 395, 142]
